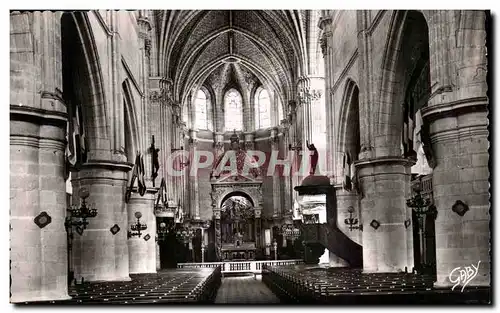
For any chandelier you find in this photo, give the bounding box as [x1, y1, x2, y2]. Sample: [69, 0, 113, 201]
[128, 211, 147, 238]
[281, 224, 301, 240]
[176, 226, 195, 244]
[406, 181, 431, 216]
[65, 188, 97, 235]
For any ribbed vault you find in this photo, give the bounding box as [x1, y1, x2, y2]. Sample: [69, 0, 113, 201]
[155, 10, 307, 109]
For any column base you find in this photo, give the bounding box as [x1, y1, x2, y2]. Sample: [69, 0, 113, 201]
[10, 292, 72, 304]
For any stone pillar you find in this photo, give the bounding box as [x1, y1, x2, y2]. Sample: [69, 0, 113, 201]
[281, 123, 293, 215]
[423, 10, 490, 288]
[214, 132, 225, 161]
[188, 130, 200, 220]
[288, 101, 300, 206]
[355, 157, 414, 273]
[10, 107, 71, 303]
[71, 162, 132, 282]
[213, 208, 222, 261]
[156, 240, 161, 270]
[335, 186, 362, 245]
[254, 207, 262, 249]
[10, 10, 70, 302]
[270, 128, 281, 218]
[127, 188, 157, 274]
[423, 101, 489, 287]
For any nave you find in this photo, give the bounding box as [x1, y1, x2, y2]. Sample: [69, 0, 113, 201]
[20, 264, 489, 305]
[9, 9, 490, 305]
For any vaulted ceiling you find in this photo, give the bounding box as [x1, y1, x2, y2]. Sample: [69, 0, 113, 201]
[154, 10, 314, 107]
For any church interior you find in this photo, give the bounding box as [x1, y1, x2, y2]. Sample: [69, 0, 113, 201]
[9, 9, 491, 304]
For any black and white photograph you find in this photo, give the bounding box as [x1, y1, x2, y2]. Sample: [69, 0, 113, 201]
[6, 4, 494, 306]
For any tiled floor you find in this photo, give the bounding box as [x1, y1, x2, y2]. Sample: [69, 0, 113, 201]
[215, 276, 280, 304]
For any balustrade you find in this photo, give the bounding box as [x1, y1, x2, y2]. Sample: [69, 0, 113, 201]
[177, 259, 303, 275]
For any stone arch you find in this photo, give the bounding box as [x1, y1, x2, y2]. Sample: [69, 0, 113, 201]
[121, 79, 141, 161]
[221, 191, 255, 208]
[61, 12, 110, 160]
[375, 10, 431, 157]
[212, 185, 262, 209]
[337, 78, 360, 158]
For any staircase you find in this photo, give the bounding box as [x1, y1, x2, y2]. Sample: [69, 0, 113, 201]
[301, 223, 362, 268]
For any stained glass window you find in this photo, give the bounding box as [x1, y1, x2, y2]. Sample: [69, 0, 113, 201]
[224, 89, 243, 131]
[195, 90, 212, 130]
[255, 88, 271, 129]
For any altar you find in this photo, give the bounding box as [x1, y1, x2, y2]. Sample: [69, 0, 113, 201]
[221, 242, 256, 261]
[209, 131, 264, 262]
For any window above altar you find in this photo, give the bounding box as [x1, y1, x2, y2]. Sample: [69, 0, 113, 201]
[224, 89, 243, 131]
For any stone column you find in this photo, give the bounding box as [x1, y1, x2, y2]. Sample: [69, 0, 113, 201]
[281, 122, 293, 215]
[423, 101, 489, 287]
[188, 130, 200, 220]
[335, 186, 362, 245]
[71, 162, 132, 282]
[156, 240, 161, 270]
[269, 128, 282, 219]
[214, 132, 225, 161]
[10, 11, 70, 302]
[288, 101, 301, 206]
[254, 207, 262, 249]
[127, 188, 157, 274]
[10, 106, 71, 303]
[213, 208, 222, 261]
[355, 157, 414, 273]
[423, 10, 490, 288]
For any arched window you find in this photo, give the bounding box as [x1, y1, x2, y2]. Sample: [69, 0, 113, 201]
[255, 88, 271, 129]
[224, 89, 243, 131]
[195, 89, 211, 130]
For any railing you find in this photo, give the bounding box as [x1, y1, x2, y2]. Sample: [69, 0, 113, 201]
[177, 259, 303, 274]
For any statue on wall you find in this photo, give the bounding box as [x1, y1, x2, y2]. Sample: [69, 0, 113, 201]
[306, 140, 319, 175]
[149, 135, 160, 187]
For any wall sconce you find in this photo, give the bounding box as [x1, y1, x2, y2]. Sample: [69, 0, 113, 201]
[128, 212, 147, 238]
[65, 187, 97, 235]
[344, 206, 360, 231]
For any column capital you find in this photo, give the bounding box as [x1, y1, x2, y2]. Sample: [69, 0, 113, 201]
[254, 207, 262, 219]
[10, 104, 67, 128]
[318, 15, 333, 30]
[354, 156, 415, 168]
[79, 160, 134, 172]
[353, 156, 415, 180]
[213, 208, 221, 220]
[421, 96, 488, 123]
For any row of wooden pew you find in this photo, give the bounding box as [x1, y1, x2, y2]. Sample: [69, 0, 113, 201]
[22, 268, 222, 305]
[262, 265, 490, 304]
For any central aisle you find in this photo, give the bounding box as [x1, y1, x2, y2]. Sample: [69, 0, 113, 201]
[214, 276, 280, 304]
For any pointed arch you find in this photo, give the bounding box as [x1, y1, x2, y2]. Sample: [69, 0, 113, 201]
[122, 79, 141, 161]
[337, 78, 360, 157]
[63, 12, 110, 157]
[254, 86, 272, 129]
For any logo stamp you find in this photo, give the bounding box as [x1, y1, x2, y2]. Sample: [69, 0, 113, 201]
[449, 261, 481, 292]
